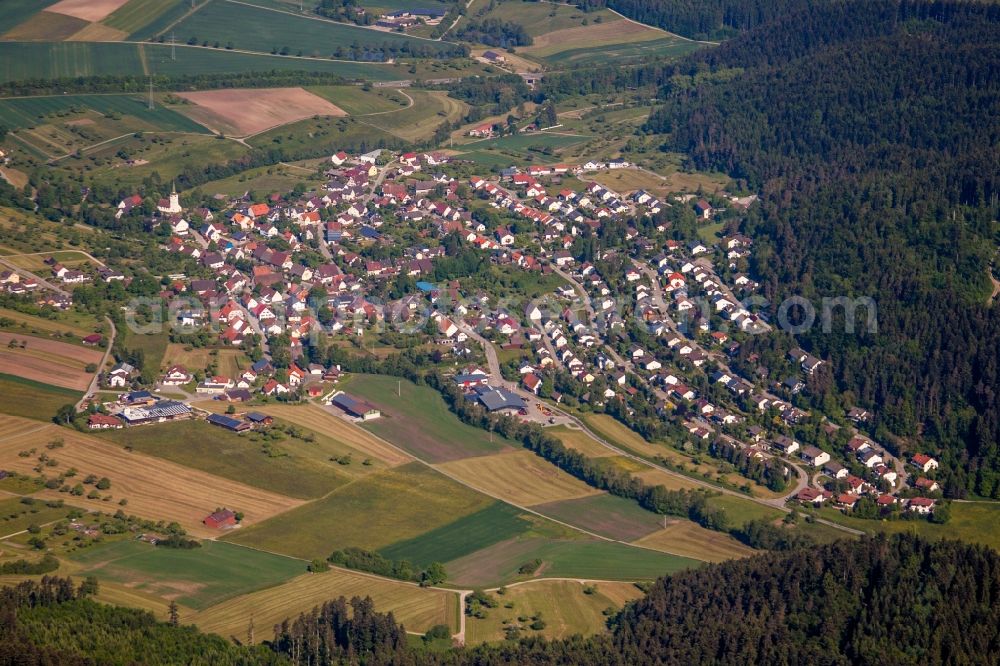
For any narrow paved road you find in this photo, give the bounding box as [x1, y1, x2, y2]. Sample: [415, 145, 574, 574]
[76, 316, 116, 411]
[0, 257, 68, 296]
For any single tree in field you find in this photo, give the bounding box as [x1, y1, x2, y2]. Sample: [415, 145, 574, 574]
[168, 601, 179, 627]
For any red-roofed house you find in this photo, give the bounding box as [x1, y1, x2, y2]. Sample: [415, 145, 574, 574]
[203, 508, 238, 529]
[87, 413, 123, 430]
[910, 453, 939, 473]
[907, 497, 937, 514]
[522, 373, 542, 395]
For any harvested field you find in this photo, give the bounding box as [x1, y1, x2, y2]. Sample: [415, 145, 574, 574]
[66, 22, 129, 41]
[466, 579, 642, 644]
[435, 450, 601, 506]
[47, 0, 131, 22]
[522, 18, 662, 56]
[0, 418, 304, 537]
[531, 494, 663, 542]
[548, 425, 616, 458]
[223, 462, 493, 558]
[0, 332, 102, 391]
[260, 403, 412, 466]
[177, 88, 347, 137]
[633, 520, 757, 563]
[190, 566, 459, 637]
[2, 11, 87, 41]
[0, 414, 51, 443]
[582, 414, 664, 456]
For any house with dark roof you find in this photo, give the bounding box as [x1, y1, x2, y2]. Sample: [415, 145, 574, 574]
[246, 412, 273, 425]
[207, 413, 252, 432]
[330, 392, 381, 420]
[472, 386, 526, 413]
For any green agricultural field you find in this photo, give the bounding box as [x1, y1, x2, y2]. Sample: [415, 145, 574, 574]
[103, 0, 185, 35]
[443, 537, 699, 588]
[359, 90, 468, 143]
[0, 306, 100, 340]
[0, 0, 59, 34]
[222, 462, 494, 559]
[0, 95, 208, 134]
[706, 494, 785, 526]
[195, 163, 323, 198]
[457, 149, 524, 170]
[118, 331, 169, 375]
[98, 420, 353, 500]
[480, 1, 617, 38]
[801, 501, 1000, 553]
[74, 134, 250, 187]
[247, 116, 402, 154]
[537, 37, 703, 66]
[125, 0, 197, 40]
[357, 0, 450, 12]
[68, 539, 304, 610]
[531, 494, 664, 542]
[169, 1, 455, 59]
[0, 374, 79, 421]
[308, 85, 408, 116]
[378, 502, 532, 567]
[346, 374, 516, 462]
[459, 132, 589, 155]
[0, 42, 399, 84]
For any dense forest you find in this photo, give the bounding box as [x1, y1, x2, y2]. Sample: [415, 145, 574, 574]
[636, 0, 1000, 498]
[6, 535, 998, 664]
[455, 18, 533, 47]
[574, 0, 805, 40]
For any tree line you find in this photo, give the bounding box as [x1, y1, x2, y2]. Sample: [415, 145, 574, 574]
[8, 534, 1000, 664]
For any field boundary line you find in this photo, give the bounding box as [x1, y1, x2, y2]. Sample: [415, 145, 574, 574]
[604, 8, 720, 45]
[203, 539, 470, 639]
[153, 0, 214, 39]
[318, 409, 713, 562]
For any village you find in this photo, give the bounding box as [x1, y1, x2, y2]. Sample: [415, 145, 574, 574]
[2, 146, 946, 524]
